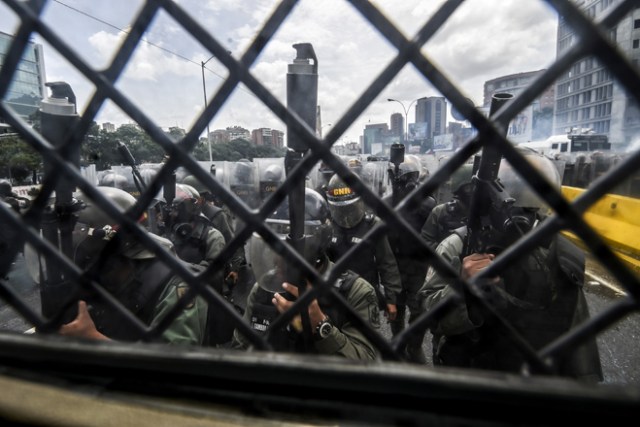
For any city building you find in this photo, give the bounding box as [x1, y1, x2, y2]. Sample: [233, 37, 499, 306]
[271, 129, 284, 148]
[252, 127, 284, 148]
[554, 0, 640, 145]
[102, 122, 116, 133]
[389, 112, 404, 139]
[0, 31, 46, 125]
[483, 70, 555, 143]
[363, 123, 389, 155]
[415, 96, 447, 140]
[252, 128, 272, 146]
[226, 125, 251, 141]
[209, 129, 229, 144]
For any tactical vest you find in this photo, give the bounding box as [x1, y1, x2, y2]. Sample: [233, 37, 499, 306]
[435, 231, 590, 375]
[90, 257, 174, 342]
[173, 219, 210, 264]
[248, 270, 359, 353]
[202, 203, 223, 223]
[328, 214, 378, 286]
[386, 197, 434, 258]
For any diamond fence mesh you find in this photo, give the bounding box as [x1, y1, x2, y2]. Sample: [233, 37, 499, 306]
[0, 0, 639, 400]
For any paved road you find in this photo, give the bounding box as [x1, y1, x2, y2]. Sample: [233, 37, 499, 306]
[1, 251, 638, 385]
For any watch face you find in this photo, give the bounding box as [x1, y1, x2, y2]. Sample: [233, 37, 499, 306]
[319, 321, 333, 339]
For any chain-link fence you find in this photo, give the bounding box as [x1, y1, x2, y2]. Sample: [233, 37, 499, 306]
[1, 0, 639, 424]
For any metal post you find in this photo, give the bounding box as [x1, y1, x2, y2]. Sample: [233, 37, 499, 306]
[388, 98, 418, 143]
[201, 57, 214, 162]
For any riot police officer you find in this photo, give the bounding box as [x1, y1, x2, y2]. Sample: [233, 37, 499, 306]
[385, 156, 436, 363]
[181, 174, 250, 315]
[421, 163, 473, 250]
[421, 149, 603, 381]
[325, 174, 402, 322]
[154, 184, 232, 347]
[181, 174, 245, 282]
[57, 186, 208, 345]
[256, 159, 285, 204]
[232, 188, 380, 359]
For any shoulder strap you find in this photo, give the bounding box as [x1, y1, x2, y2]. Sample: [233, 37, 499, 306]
[334, 270, 359, 295]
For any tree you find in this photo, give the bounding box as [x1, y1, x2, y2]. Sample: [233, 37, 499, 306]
[0, 135, 42, 184]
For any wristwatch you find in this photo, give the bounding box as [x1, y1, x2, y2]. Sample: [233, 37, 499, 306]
[315, 316, 333, 340]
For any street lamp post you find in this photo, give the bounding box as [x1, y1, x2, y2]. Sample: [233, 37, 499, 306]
[319, 123, 332, 138]
[201, 55, 216, 162]
[387, 98, 418, 143]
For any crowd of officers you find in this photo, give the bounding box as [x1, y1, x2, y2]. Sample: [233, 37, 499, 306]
[31, 149, 602, 382]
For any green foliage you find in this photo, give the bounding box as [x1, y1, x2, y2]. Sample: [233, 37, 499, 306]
[0, 135, 42, 183]
[2, 122, 286, 180]
[210, 138, 286, 161]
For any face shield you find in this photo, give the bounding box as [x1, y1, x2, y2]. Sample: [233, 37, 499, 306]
[326, 174, 366, 228]
[327, 197, 365, 228]
[483, 150, 561, 248]
[249, 218, 332, 293]
[248, 189, 332, 293]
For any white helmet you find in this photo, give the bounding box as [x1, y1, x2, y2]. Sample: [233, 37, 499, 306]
[498, 147, 561, 211]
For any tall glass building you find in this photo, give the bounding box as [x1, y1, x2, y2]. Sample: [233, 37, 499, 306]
[0, 31, 46, 126]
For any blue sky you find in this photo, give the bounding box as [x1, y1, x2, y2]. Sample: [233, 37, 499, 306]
[1, 0, 558, 143]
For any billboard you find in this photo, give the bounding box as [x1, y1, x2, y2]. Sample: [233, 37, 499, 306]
[408, 122, 429, 141]
[433, 134, 454, 151]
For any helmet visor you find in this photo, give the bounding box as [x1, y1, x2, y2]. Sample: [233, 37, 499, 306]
[328, 197, 365, 228]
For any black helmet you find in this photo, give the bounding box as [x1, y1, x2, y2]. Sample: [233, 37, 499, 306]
[326, 174, 365, 228]
[249, 188, 332, 292]
[0, 179, 12, 197]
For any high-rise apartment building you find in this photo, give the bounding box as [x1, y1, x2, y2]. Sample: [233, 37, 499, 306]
[415, 96, 447, 139]
[252, 127, 284, 147]
[484, 70, 555, 143]
[554, 0, 640, 145]
[390, 112, 404, 139]
[363, 123, 388, 155]
[0, 31, 46, 125]
[226, 125, 251, 141]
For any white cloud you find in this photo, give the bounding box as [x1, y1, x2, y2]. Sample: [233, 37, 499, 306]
[3, 0, 559, 142]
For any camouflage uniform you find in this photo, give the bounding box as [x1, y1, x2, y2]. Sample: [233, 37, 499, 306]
[327, 214, 402, 309]
[420, 230, 603, 382]
[385, 194, 435, 363]
[83, 241, 208, 346]
[149, 274, 208, 345]
[420, 200, 468, 251]
[232, 259, 380, 360]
